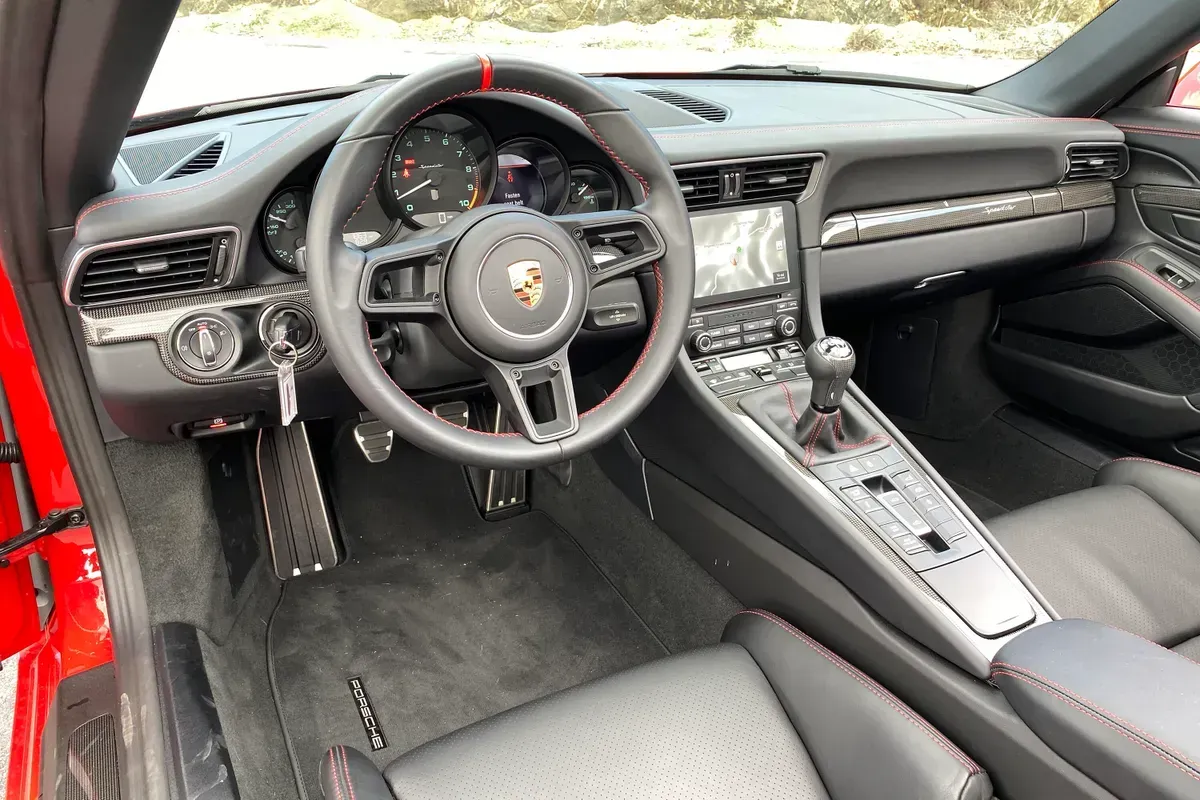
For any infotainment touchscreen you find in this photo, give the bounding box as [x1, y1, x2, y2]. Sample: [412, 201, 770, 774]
[690, 204, 790, 300]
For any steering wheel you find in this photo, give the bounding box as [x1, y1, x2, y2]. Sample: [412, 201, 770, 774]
[307, 55, 694, 468]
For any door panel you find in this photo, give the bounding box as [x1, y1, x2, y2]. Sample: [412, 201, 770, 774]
[987, 106, 1200, 466]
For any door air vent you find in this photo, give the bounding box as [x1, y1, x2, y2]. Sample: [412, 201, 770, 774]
[72, 230, 234, 306]
[673, 157, 818, 210]
[1064, 143, 1127, 182]
[636, 88, 728, 122]
[171, 139, 226, 178]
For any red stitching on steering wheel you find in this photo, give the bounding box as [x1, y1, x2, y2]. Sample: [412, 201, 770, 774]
[349, 79, 663, 441]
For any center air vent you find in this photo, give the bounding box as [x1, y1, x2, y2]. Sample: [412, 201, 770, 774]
[71, 230, 234, 306]
[1064, 143, 1127, 182]
[637, 88, 728, 123]
[674, 156, 818, 210]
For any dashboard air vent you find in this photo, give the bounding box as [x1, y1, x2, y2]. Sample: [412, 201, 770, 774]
[75, 234, 224, 305]
[1064, 144, 1127, 182]
[171, 140, 226, 178]
[637, 88, 728, 123]
[673, 165, 722, 210]
[673, 157, 818, 210]
[742, 158, 816, 202]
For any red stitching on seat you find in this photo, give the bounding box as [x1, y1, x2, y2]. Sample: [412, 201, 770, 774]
[339, 745, 358, 800]
[737, 609, 981, 775]
[74, 91, 371, 231]
[991, 670, 1200, 782]
[1108, 456, 1200, 479]
[991, 662, 1200, 774]
[327, 748, 344, 800]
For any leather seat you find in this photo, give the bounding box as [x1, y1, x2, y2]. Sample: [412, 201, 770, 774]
[319, 609, 992, 800]
[989, 457, 1200, 660]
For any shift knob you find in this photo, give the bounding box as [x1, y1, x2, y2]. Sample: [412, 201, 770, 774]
[805, 337, 855, 412]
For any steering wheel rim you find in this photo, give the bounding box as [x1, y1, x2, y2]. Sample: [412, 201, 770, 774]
[306, 54, 694, 468]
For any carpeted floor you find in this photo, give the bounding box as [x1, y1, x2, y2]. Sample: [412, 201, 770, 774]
[269, 430, 669, 798]
[903, 414, 1096, 518]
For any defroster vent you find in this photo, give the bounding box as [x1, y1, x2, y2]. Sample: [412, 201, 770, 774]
[674, 156, 818, 210]
[637, 88, 728, 122]
[71, 229, 235, 306]
[1064, 143, 1127, 182]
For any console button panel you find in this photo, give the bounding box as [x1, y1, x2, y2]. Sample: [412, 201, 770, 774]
[812, 448, 983, 572]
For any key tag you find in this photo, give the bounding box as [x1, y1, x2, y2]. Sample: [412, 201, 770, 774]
[269, 339, 299, 426]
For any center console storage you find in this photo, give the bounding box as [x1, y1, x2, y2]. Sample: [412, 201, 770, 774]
[992, 620, 1200, 800]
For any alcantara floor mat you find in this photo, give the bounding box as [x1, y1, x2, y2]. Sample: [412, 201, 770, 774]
[268, 430, 667, 798]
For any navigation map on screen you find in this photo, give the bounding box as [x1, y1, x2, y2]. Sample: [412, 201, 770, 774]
[690, 205, 790, 299]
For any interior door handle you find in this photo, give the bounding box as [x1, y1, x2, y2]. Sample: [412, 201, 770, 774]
[913, 271, 966, 290]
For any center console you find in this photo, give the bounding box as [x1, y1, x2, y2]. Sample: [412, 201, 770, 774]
[674, 199, 1045, 670]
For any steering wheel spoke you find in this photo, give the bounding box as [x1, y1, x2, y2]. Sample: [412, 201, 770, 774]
[357, 233, 455, 320]
[480, 346, 579, 444]
[553, 210, 666, 288]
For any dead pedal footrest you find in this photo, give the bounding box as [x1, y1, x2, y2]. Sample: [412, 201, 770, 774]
[257, 423, 338, 578]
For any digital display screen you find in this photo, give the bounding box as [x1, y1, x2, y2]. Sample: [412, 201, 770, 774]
[721, 351, 772, 370]
[690, 205, 790, 300]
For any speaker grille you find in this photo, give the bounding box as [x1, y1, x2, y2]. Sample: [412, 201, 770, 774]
[62, 714, 120, 800]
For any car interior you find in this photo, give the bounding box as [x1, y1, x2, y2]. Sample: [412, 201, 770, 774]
[9, 0, 1200, 798]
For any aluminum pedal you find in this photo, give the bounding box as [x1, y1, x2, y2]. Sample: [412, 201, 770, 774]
[354, 420, 394, 463]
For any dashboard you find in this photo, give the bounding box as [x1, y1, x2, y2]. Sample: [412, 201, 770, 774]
[260, 108, 626, 272]
[61, 77, 1126, 441]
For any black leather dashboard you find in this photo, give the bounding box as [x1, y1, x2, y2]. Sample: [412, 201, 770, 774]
[61, 75, 1127, 440]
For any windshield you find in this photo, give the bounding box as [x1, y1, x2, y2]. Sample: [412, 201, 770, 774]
[139, 0, 1118, 116]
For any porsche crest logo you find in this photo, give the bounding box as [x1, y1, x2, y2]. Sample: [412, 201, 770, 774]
[507, 260, 544, 309]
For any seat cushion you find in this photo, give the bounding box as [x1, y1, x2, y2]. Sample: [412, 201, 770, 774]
[385, 643, 828, 800]
[371, 610, 991, 800]
[988, 458, 1200, 651]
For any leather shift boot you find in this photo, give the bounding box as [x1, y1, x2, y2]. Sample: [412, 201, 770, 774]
[739, 379, 892, 468]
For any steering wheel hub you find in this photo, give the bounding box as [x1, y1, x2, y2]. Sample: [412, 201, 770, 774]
[446, 209, 587, 363]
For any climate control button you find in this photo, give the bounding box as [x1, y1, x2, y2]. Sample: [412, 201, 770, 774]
[175, 316, 236, 372]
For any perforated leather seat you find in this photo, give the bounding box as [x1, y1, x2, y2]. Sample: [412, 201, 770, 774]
[319, 609, 991, 800]
[989, 458, 1200, 660]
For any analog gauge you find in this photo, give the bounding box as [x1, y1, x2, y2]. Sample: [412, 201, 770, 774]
[491, 138, 569, 214]
[563, 165, 619, 214]
[264, 186, 396, 271]
[385, 113, 495, 228]
[263, 188, 308, 269]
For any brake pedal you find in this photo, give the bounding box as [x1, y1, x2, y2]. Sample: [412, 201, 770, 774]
[257, 423, 338, 579]
[354, 417, 394, 463]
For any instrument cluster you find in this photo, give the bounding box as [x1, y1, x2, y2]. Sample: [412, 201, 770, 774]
[261, 110, 622, 272]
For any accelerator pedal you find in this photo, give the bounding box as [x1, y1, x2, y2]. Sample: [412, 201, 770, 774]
[464, 403, 529, 519]
[257, 423, 338, 579]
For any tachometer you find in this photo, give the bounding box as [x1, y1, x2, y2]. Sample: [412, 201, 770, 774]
[385, 113, 494, 228]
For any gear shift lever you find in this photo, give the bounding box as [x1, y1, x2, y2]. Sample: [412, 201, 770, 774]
[805, 337, 856, 412]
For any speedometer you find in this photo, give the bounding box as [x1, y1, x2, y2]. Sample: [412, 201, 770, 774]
[385, 113, 494, 228]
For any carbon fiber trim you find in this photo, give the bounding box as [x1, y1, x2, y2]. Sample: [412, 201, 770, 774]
[1030, 188, 1063, 216]
[1058, 181, 1116, 210]
[1134, 184, 1200, 211]
[822, 182, 1114, 248]
[719, 392, 945, 606]
[79, 281, 326, 386]
[856, 191, 1034, 243]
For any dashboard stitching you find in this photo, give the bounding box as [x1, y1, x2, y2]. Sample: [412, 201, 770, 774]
[652, 116, 1103, 140]
[74, 90, 376, 231]
[1117, 124, 1200, 140]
